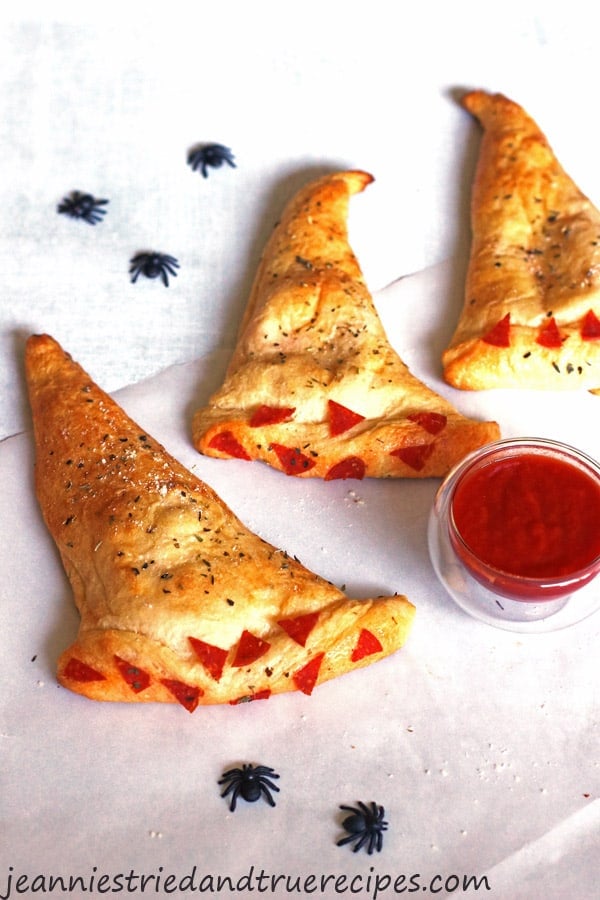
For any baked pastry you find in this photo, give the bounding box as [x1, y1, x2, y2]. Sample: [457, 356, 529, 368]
[443, 90, 600, 392]
[25, 334, 415, 711]
[192, 170, 499, 478]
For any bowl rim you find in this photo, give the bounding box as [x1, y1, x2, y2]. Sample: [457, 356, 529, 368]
[445, 436, 600, 593]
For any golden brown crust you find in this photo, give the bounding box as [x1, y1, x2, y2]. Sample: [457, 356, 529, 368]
[192, 170, 499, 478]
[25, 334, 415, 710]
[443, 90, 600, 391]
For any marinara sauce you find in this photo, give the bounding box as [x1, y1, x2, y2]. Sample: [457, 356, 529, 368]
[449, 444, 600, 601]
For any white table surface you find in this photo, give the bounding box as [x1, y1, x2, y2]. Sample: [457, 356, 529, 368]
[2, 3, 599, 899]
[3, 0, 600, 443]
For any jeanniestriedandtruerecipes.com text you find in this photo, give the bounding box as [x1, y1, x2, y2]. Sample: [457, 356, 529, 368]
[1, 865, 491, 898]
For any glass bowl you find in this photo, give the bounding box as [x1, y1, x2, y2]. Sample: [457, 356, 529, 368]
[428, 437, 600, 632]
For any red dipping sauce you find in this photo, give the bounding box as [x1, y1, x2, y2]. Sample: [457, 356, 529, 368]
[448, 440, 600, 601]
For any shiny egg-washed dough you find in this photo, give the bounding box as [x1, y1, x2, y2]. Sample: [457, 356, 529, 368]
[443, 90, 600, 392]
[25, 334, 415, 710]
[192, 170, 499, 479]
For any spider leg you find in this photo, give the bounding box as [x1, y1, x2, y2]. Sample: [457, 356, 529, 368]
[351, 832, 368, 854]
[218, 767, 243, 782]
[227, 784, 241, 812]
[86, 201, 108, 225]
[258, 784, 277, 807]
[219, 780, 241, 811]
[187, 151, 202, 172]
[129, 266, 142, 283]
[218, 780, 236, 797]
[162, 261, 180, 277]
[336, 833, 358, 848]
[256, 777, 280, 793]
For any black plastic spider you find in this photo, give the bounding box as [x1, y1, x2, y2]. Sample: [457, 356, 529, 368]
[187, 143, 236, 178]
[129, 252, 180, 287]
[336, 801, 388, 855]
[57, 191, 109, 225]
[218, 763, 280, 812]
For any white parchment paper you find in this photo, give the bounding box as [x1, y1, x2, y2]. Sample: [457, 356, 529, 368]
[1, 262, 599, 899]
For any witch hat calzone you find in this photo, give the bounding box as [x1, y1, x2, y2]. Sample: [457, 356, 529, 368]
[193, 170, 500, 479]
[443, 90, 600, 392]
[25, 334, 415, 711]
